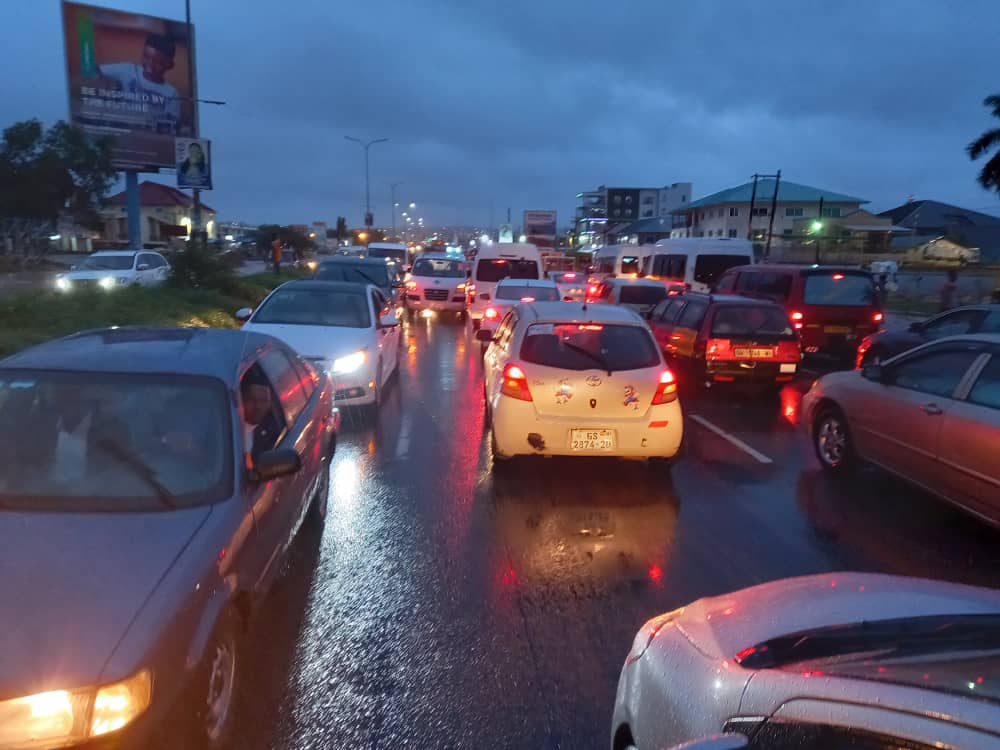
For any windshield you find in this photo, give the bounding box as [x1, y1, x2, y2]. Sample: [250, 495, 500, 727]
[315, 263, 390, 287]
[0, 371, 232, 510]
[619, 285, 667, 305]
[252, 288, 371, 327]
[693, 254, 750, 286]
[78, 255, 134, 271]
[475, 259, 540, 282]
[520, 323, 660, 371]
[412, 257, 465, 278]
[711, 305, 794, 337]
[804, 272, 876, 306]
[496, 285, 559, 301]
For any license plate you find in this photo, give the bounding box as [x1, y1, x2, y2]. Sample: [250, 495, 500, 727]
[570, 429, 616, 451]
[733, 347, 775, 358]
[824, 326, 851, 334]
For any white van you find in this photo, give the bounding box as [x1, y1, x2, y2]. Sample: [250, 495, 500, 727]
[468, 243, 542, 326]
[590, 244, 653, 280]
[641, 237, 755, 293]
[366, 242, 409, 267]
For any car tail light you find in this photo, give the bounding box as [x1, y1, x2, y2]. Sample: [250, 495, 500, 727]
[832, 273, 845, 280]
[466, 283, 476, 295]
[520, 296, 535, 303]
[651, 369, 678, 405]
[406, 280, 417, 289]
[588, 284, 599, 295]
[563, 273, 577, 280]
[705, 338, 732, 361]
[500, 363, 532, 401]
[855, 337, 872, 369]
[485, 307, 499, 320]
[790, 311, 804, 330]
[872, 311, 883, 323]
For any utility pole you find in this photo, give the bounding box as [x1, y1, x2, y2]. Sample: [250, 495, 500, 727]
[765, 169, 781, 258]
[185, 0, 201, 245]
[387, 181, 403, 236]
[345, 136, 389, 227]
[814, 196, 825, 264]
[746, 174, 759, 241]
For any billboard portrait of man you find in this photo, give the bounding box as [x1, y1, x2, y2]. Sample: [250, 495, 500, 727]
[63, 2, 196, 169]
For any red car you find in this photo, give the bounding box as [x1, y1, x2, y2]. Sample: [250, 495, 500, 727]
[713, 264, 882, 360]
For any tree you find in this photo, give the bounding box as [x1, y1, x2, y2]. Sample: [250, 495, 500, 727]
[967, 94, 1000, 195]
[335, 216, 348, 242]
[253, 224, 312, 253]
[0, 119, 116, 255]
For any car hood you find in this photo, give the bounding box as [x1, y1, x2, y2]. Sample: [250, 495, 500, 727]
[674, 572, 1000, 660]
[242, 323, 373, 364]
[64, 269, 132, 280]
[0, 505, 212, 699]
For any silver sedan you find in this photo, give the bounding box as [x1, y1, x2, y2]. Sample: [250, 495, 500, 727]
[612, 572, 1000, 750]
[803, 334, 1000, 526]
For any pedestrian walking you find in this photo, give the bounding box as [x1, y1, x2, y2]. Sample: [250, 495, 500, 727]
[875, 273, 890, 308]
[939, 269, 959, 312]
[271, 236, 282, 274]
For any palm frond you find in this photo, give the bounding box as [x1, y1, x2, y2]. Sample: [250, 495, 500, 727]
[967, 127, 1000, 160]
[985, 94, 1000, 118]
[976, 150, 1000, 194]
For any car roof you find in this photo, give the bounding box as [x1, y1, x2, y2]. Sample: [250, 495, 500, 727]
[318, 256, 387, 265]
[0, 327, 277, 382]
[274, 279, 371, 294]
[519, 301, 645, 325]
[415, 252, 460, 261]
[90, 249, 137, 256]
[496, 278, 557, 287]
[605, 277, 665, 287]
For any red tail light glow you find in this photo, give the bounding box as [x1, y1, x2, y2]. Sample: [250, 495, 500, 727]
[500, 363, 533, 401]
[651, 369, 678, 405]
[484, 307, 499, 320]
[563, 273, 577, 280]
[855, 337, 872, 369]
[832, 273, 845, 280]
[873, 311, 884, 323]
[520, 296, 535, 303]
[790, 311, 804, 330]
[578, 324, 604, 331]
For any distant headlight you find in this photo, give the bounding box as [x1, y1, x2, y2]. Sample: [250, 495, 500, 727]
[56, 277, 70, 291]
[0, 669, 151, 747]
[306, 260, 318, 270]
[332, 349, 367, 374]
[99, 276, 116, 290]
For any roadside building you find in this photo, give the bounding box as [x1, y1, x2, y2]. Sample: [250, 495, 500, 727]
[99, 181, 217, 248]
[575, 182, 692, 248]
[880, 199, 1000, 264]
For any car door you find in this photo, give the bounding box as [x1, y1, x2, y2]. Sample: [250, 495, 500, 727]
[649, 298, 687, 352]
[484, 310, 517, 401]
[150, 252, 170, 284]
[936, 350, 1000, 521]
[849, 344, 983, 492]
[371, 289, 398, 384]
[669, 299, 709, 360]
[135, 253, 157, 285]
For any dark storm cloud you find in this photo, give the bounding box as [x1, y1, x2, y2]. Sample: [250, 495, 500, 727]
[5, 0, 1000, 224]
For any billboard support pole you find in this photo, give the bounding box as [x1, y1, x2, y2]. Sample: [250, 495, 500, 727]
[126, 171, 142, 250]
[185, 0, 202, 245]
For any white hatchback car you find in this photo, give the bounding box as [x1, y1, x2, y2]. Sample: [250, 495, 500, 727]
[612, 572, 1000, 750]
[478, 302, 683, 463]
[239, 280, 401, 409]
[549, 270, 586, 302]
[480, 278, 562, 340]
[56, 250, 170, 292]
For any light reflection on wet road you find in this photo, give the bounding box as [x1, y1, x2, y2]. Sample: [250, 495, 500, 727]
[234, 317, 1000, 749]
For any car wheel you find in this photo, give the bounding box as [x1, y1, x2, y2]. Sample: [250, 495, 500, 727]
[193, 609, 241, 749]
[307, 461, 330, 527]
[483, 386, 492, 429]
[813, 406, 855, 472]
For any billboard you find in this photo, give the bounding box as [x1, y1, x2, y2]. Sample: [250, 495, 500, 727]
[62, 2, 197, 170]
[175, 137, 211, 189]
[606, 189, 640, 221]
[523, 210, 557, 249]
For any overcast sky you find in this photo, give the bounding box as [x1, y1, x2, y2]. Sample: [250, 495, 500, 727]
[7, 0, 1000, 227]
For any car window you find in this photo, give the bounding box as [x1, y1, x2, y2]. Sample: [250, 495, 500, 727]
[890, 349, 981, 398]
[600, 284, 614, 300]
[497, 311, 517, 351]
[292, 355, 318, 400]
[620, 255, 641, 275]
[79, 254, 134, 271]
[736, 271, 758, 294]
[252, 288, 371, 328]
[496, 284, 559, 301]
[711, 305, 794, 337]
[371, 290, 387, 318]
[475, 259, 540, 282]
[619, 285, 667, 305]
[520, 323, 660, 371]
[650, 300, 670, 320]
[693, 254, 750, 287]
[412, 257, 465, 277]
[924, 309, 982, 336]
[676, 300, 709, 329]
[148, 253, 167, 268]
[137, 253, 155, 268]
[661, 298, 687, 323]
[714, 271, 737, 293]
[662, 254, 686, 280]
[745, 719, 937, 750]
[803, 272, 876, 306]
[0, 370, 233, 510]
[980, 310, 1000, 333]
[259, 349, 309, 426]
[967, 354, 1000, 410]
[756, 271, 792, 300]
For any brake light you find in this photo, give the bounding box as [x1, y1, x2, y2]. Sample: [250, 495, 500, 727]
[520, 296, 535, 303]
[485, 307, 499, 320]
[832, 273, 845, 280]
[855, 337, 872, 369]
[500, 363, 533, 401]
[872, 311, 883, 323]
[705, 338, 732, 361]
[790, 310, 804, 330]
[588, 284, 599, 295]
[466, 284, 476, 294]
[651, 369, 678, 405]
[563, 273, 577, 280]
[578, 324, 604, 331]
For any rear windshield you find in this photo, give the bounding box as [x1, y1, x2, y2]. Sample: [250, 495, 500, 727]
[620, 256, 641, 275]
[496, 285, 559, 301]
[315, 263, 390, 287]
[253, 288, 370, 328]
[711, 305, 794, 337]
[475, 259, 540, 282]
[619, 285, 667, 305]
[366, 248, 406, 262]
[550, 272, 580, 284]
[804, 273, 876, 307]
[520, 323, 660, 372]
[412, 257, 465, 278]
[693, 254, 751, 286]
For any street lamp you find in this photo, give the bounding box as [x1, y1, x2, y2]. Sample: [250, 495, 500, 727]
[387, 181, 403, 235]
[409, 202, 416, 209]
[345, 136, 389, 227]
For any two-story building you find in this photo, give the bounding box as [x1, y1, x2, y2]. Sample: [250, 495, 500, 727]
[575, 182, 692, 247]
[99, 181, 217, 248]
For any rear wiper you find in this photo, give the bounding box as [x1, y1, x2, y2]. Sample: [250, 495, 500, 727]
[94, 437, 177, 509]
[563, 341, 613, 376]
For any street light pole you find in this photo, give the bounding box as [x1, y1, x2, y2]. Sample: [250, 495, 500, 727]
[185, 0, 202, 245]
[387, 181, 403, 236]
[345, 136, 388, 227]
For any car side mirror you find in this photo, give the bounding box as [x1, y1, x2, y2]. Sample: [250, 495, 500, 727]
[137, 263, 150, 271]
[379, 312, 400, 328]
[475, 329, 494, 343]
[663, 734, 748, 750]
[862, 363, 885, 382]
[235, 307, 253, 322]
[253, 448, 302, 481]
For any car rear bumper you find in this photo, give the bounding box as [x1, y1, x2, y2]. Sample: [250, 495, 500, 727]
[800, 325, 877, 355]
[492, 399, 683, 459]
[331, 367, 378, 405]
[705, 359, 799, 383]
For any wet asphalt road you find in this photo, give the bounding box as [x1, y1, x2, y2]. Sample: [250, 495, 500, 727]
[233, 315, 1000, 750]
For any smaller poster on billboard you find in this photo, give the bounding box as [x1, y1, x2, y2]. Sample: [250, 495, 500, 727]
[176, 138, 211, 189]
[523, 210, 557, 249]
[498, 223, 514, 243]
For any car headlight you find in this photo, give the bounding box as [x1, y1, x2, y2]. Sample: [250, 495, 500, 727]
[99, 276, 116, 290]
[0, 670, 151, 748]
[332, 349, 367, 374]
[55, 277, 70, 291]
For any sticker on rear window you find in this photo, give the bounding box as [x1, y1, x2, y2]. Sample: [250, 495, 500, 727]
[527, 324, 554, 336]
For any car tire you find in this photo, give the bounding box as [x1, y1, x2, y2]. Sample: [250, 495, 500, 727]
[192, 609, 242, 749]
[307, 461, 330, 527]
[813, 405, 856, 473]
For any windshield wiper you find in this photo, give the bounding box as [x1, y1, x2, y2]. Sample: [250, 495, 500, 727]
[349, 268, 380, 286]
[94, 437, 177, 509]
[563, 341, 613, 376]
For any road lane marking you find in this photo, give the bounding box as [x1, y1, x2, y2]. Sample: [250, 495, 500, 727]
[688, 414, 774, 465]
[395, 413, 412, 459]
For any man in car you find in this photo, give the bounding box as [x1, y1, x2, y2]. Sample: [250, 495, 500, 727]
[44, 386, 131, 484]
[239, 369, 283, 464]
